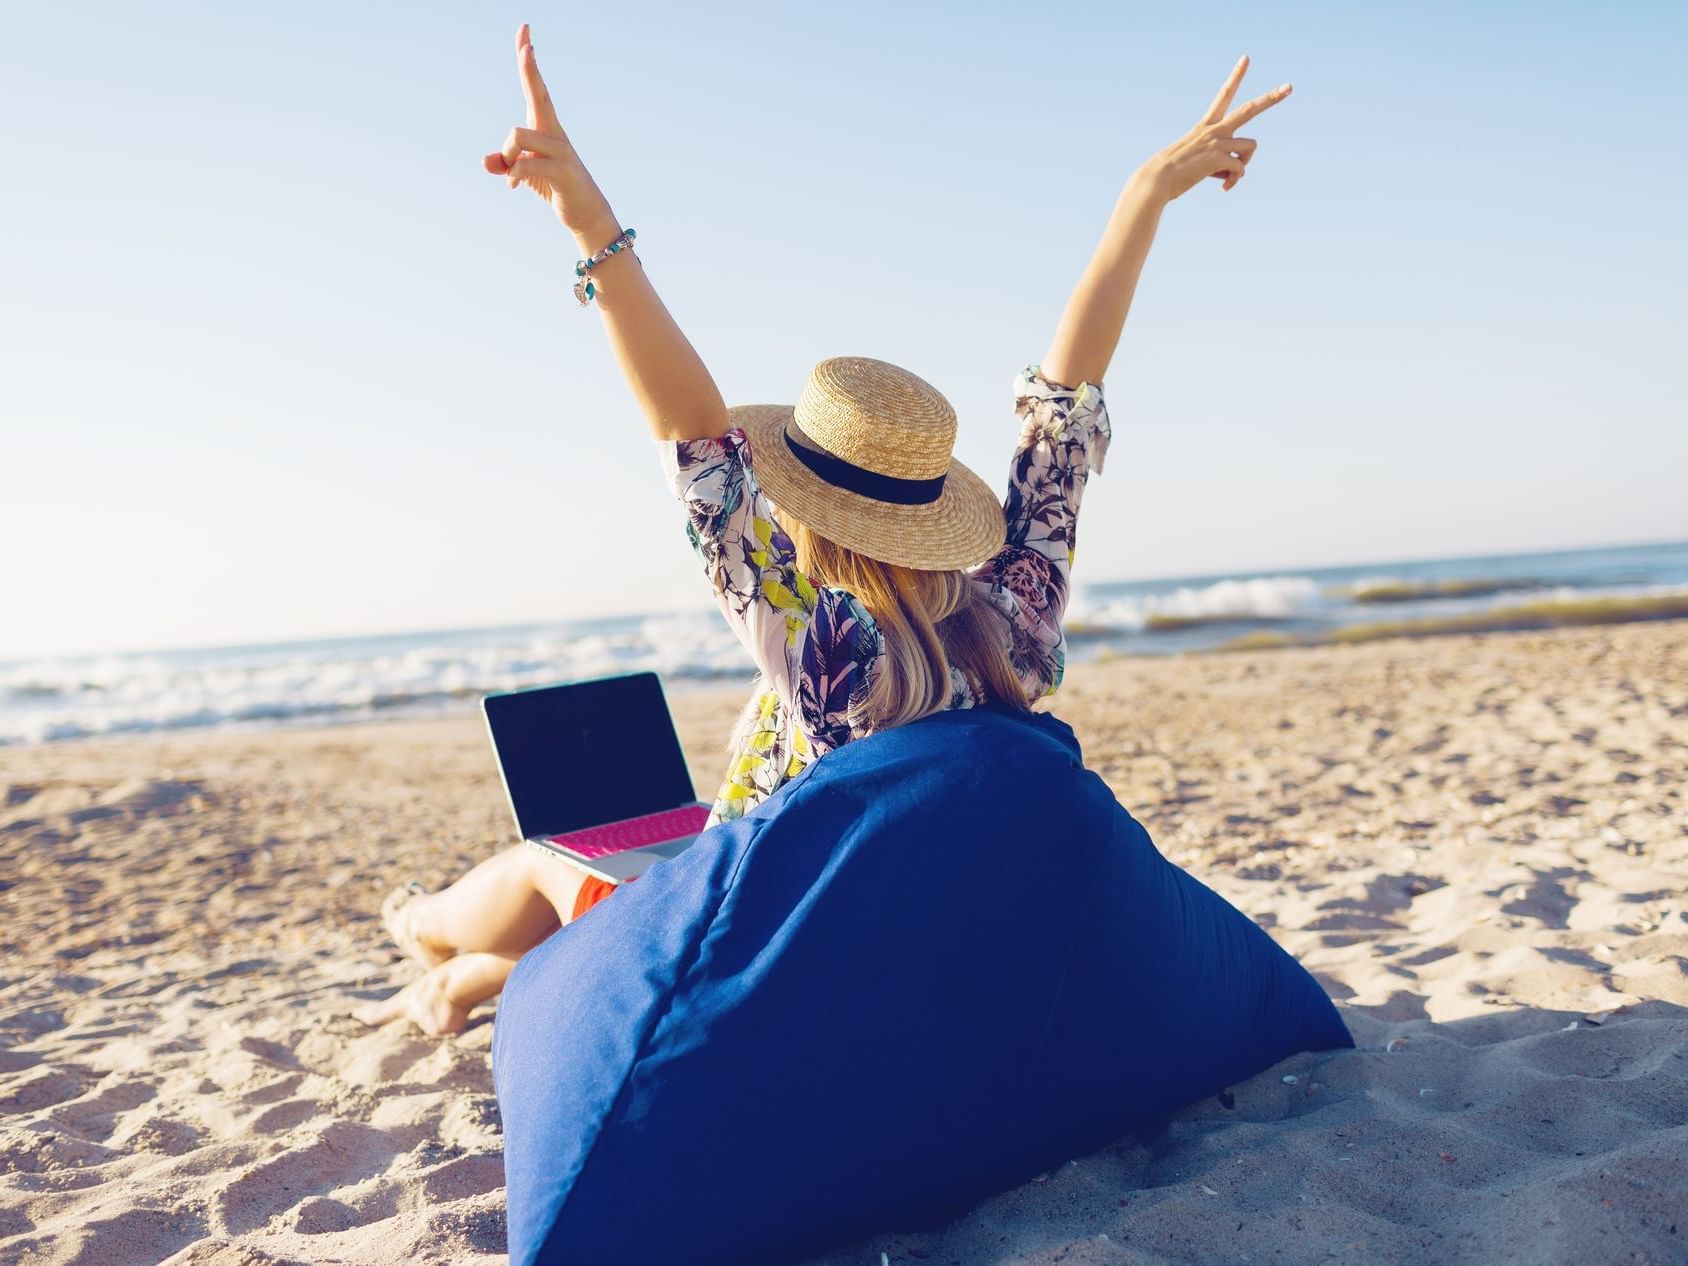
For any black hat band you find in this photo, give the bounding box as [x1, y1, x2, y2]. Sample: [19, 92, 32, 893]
[782, 423, 947, 506]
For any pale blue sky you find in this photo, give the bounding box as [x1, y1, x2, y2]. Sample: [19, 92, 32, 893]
[3, 1, 1683, 660]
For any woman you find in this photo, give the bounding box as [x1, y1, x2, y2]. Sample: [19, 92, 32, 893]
[358, 25, 1290, 1036]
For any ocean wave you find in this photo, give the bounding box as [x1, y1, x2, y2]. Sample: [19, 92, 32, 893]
[9, 543, 1684, 745]
[1068, 576, 1326, 635]
[1218, 584, 1688, 652]
[0, 616, 756, 746]
[1343, 575, 1552, 604]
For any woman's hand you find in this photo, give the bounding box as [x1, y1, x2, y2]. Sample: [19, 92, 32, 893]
[1137, 55, 1292, 203]
[479, 25, 730, 442]
[1037, 56, 1292, 387]
[481, 23, 616, 234]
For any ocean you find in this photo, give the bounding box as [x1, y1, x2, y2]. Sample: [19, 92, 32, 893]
[5, 540, 1686, 747]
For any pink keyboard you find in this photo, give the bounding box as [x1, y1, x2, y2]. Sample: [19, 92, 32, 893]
[548, 804, 712, 859]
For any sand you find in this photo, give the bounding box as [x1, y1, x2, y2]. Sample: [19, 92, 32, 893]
[2, 621, 1685, 1265]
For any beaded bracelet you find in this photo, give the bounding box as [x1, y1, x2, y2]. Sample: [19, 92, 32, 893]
[573, 227, 637, 306]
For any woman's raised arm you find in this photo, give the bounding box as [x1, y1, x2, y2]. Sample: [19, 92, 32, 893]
[484, 24, 729, 443]
[1040, 55, 1292, 390]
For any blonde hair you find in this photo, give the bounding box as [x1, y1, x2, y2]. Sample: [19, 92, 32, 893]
[780, 510, 1031, 735]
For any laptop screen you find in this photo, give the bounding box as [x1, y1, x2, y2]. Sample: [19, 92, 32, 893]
[482, 672, 698, 840]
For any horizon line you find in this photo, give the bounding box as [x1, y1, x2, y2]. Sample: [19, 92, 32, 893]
[4, 533, 1684, 667]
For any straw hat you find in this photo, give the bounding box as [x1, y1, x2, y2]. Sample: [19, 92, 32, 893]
[730, 356, 1006, 571]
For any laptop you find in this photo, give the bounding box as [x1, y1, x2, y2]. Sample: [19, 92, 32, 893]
[481, 672, 714, 883]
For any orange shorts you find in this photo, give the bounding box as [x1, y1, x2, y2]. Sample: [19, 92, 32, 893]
[571, 871, 638, 921]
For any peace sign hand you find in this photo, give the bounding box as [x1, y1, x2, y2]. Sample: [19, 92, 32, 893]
[482, 23, 614, 232]
[1141, 55, 1292, 203]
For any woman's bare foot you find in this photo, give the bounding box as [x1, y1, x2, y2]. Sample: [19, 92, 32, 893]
[381, 883, 455, 969]
[354, 964, 469, 1037]
[353, 953, 518, 1038]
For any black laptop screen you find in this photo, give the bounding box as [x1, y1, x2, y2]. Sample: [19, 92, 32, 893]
[482, 672, 697, 840]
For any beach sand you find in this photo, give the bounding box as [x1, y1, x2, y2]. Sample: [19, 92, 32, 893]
[2, 621, 1685, 1265]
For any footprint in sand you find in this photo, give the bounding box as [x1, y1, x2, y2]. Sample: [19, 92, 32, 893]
[214, 1120, 399, 1236]
[247, 1096, 323, 1136]
[44, 1074, 160, 1143]
[0, 1066, 92, 1114]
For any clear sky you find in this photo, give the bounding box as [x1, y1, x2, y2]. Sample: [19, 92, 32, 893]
[3, 1, 1683, 660]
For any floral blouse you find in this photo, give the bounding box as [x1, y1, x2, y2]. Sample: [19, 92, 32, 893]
[661, 365, 1111, 829]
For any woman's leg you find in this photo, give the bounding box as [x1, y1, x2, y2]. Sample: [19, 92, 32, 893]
[353, 951, 519, 1037]
[394, 843, 590, 962]
[367, 846, 619, 1035]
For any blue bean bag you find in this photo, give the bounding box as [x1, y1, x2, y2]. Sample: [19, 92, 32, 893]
[493, 702, 1351, 1266]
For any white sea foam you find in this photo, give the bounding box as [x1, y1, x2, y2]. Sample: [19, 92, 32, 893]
[0, 615, 753, 746]
[1068, 575, 1327, 632]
